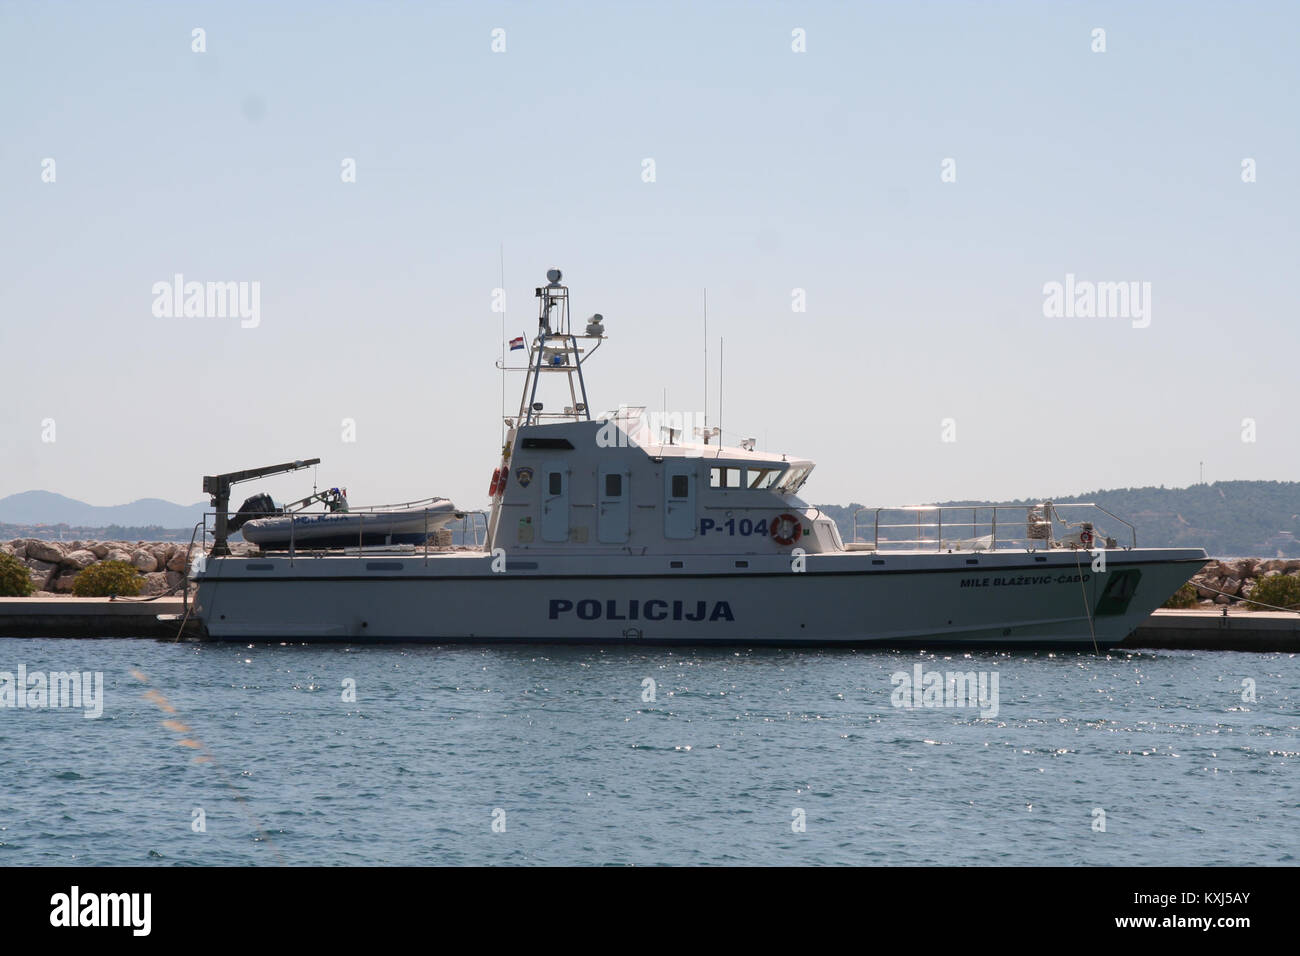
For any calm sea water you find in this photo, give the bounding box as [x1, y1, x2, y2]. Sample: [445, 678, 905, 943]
[1, 638, 1296, 866]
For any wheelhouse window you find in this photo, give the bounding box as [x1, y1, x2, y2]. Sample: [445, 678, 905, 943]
[778, 466, 811, 493]
[709, 466, 742, 489]
[747, 468, 782, 490]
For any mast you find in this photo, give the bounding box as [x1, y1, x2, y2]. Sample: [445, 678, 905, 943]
[703, 288, 708, 444]
[513, 268, 604, 428]
[487, 267, 605, 553]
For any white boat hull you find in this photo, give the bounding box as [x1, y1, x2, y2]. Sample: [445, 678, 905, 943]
[193, 548, 1207, 647]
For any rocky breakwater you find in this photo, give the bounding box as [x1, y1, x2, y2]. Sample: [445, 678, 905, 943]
[0, 538, 250, 596]
[2, 532, 454, 596]
[1188, 557, 1300, 607]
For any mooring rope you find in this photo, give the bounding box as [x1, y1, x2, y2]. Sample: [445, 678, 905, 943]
[1073, 547, 1101, 655]
[1186, 581, 1300, 615]
[110, 579, 186, 602]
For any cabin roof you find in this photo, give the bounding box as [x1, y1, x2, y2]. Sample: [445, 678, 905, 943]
[597, 406, 813, 466]
[638, 440, 812, 466]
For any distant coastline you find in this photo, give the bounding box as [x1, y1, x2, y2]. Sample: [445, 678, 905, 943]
[0, 522, 198, 543]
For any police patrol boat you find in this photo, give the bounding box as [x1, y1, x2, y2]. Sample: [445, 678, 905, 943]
[190, 268, 1208, 647]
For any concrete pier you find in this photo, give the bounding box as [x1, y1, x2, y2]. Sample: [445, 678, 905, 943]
[1121, 608, 1300, 652]
[0, 597, 196, 639]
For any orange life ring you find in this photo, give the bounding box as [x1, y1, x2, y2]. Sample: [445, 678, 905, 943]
[770, 513, 803, 547]
[488, 467, 501, 497]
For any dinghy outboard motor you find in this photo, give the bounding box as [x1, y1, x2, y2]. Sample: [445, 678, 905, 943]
[229, 493, 279, 532]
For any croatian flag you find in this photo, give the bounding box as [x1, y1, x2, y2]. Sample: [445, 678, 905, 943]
[509, 336, 525, 351]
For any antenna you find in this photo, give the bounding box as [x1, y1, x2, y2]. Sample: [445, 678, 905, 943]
[499, 243, 506, 445]
[703, 288, 708, 441]
[719, 336, 723, 447]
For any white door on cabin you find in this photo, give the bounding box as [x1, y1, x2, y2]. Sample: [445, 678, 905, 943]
[597, 467, 629, 543]
[540, 461, 569, 542]
[664, 463, 696, 539]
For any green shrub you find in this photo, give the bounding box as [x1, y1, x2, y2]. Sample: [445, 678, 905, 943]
[72, 560, 142, 597]
[0, 551, 35, 597]
[1162, 582, 1199, 609]
[1244, 574, 1300, 611]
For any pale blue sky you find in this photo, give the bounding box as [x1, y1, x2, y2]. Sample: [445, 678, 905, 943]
[2, 1, 1296, 513]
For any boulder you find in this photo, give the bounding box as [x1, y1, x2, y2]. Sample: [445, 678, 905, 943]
[50, 571, 79, 593]
[164, 570, 185, 590]
[166, 548, 190, 572]
[86, 542, 111, 559]
[28, 567, 53, 591]
[139, 571, 170, 596]
[131, 550, 158, 573]
[1221, 577, 1242, 596]
[106, 549, 133, 564]
[62, 549, 98, 570]
[1214, 592, 1231, 604]
[25, 540, 65, 564]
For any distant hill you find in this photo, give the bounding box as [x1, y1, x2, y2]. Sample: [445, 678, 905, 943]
[0, 490, 208, 529]
[814, 480, 1300, 557]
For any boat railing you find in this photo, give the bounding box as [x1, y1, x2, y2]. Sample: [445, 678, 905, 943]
[850, 502, 1137, 552]
[331, 496, 452, 514]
